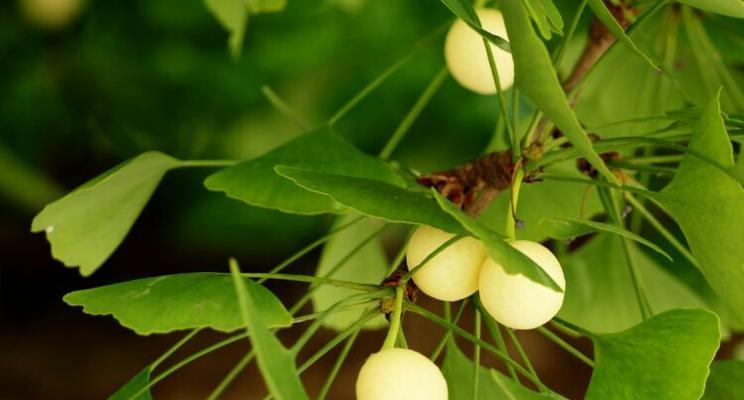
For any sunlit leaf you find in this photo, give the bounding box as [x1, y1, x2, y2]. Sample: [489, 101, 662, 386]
[205, 129, 404, 215]
[438, 0, 511, 52]
[558, 235, 709, 334]
[229, 260, 309, 400]
[649, 93, 744, 322]
[274, 166, 462, 233]
[678, 0, 744, 18]
[64, 273, 293, 335]
[433, 190, 563, 292]
[702, 360, 744, 400]
[587, 309, 720, 400]
[524, 0, 564, 39]
[31, 152, 181, 276]
[499, 0, 617, 183]
[539, 217, 672, 261]
[442, 341, 552, 400]
[312, 214, 387, 331]
[587, 0, 658, 70]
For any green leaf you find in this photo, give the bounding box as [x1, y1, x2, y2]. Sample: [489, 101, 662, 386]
[205, 129, 404, 215]
[442, 341, 553, 400]
[31, 152, 180, 276]
[499, 0, 617, 183]
[274, 166, 462, 233]
[702, 360, 744, 400]
[649, 93, 744, 322]
[438, 0, 511, 52]
[558, 235, 710, 334]
[539, 217, 672, 261]
[524, 0, 564, 39]
[203, 0, 287, 57]
[312, 214, 387, 331]
[432, 190, 563, 292]
[586, 0, 658, 71]
[64, 273, 293, 335]
[587, 309, 720, 400]
[109, 368, 153, 400]
[229, 260, 309, 400]
[678, 0, 744, 18]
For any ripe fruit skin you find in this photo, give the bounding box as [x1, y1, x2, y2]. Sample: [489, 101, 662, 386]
[479, 240, 565, 330]
[444, 8, 514, 94]
[356, 348, 448, 400]
[406, 225, 487, 302]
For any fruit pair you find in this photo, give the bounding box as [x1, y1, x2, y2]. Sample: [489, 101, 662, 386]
[407, 225, 566, 330]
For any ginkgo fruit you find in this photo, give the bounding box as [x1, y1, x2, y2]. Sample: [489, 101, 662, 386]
[356, 348, 448, 400]
[406, 225, 487, 302]
[444, 8, 514, 94]
[479, 240, 565, 330]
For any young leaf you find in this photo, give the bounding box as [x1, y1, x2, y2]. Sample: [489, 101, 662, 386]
[649, 93, 744, 322]
[205, 129, 404, 215]
[702, 361, 744, 400]
[31, 152, 180, 276]
[312, 214, 387, 331]
[432, 190, 563, 292]
[274, 166, 462, 233]
[203, 0, 287, 57]
[442, 341, 553, 400]
[539, 217, 672, 261]
[64, 273, 292, 335]
[677, 0, 744, 19]
[558, 235, 711, 334]
[499, 0, 618, 184]
[586, 0, 659, 70]
[229, 260, 309, 400]
[524, 0, 564, 39]
[438, 0, 511, 52]
[109, 368, 153, 400]
[586, 309, 720, 400]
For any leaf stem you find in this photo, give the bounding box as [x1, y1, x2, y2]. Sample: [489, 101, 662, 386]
[261, 85, 312, 130]
[206, 350, 255, 400]
[243, 272, 379, 292]
[317, 326, 362, 400]
[381, 286, 405, 350]
[430, 300, 468, 361]
[505, 328, 547, 393]
[379, 67, 449, 160]
[177, 160, 239, 168]
[472, 308, 481, 400]
[536, 326, 594, 368]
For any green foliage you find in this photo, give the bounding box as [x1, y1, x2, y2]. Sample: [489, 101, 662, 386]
[442, 341, 553, 400]
[678, 0, 744, 18]
[203, 0, 287, 56]
[109, 368, 154, 400]
[311, 214, 387, 331]
[650, 94, 744, 323]
[524, 0, 564, 39]
[31, 152, 180, 276]
[539, 217, 671, 261]
[586, 0, 658, 70]
[499, 0, 617, 183]
[275, 166, 462, 232]
[229, 260, 309, 400]
[702, 360, 744, 400]
[205, 129, 404, 215]
[558, 235, 709, 334]
[587, 309, 720, 400]
[433, 190, 563, 291]
[438, 0, 511, 52]
[64, 273, 292, 335]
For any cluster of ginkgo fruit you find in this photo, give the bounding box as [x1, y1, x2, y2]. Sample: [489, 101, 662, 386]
[356, 8, 559, 400]
[356, 226, 567, 400]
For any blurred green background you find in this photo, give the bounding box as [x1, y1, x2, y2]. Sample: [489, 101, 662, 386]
[1, 0, 742, 398]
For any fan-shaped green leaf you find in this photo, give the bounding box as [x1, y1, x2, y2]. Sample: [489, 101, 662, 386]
[64, 273, 292, 335]
[31, 152, 180, 276]
[274, 166, 462, 233]
[649, 93, 744, 322]
[587, 309, 720, 400]
[702, 360, 744, 400]
[229, 260, 309, 400]
[205, 129, 405, 215]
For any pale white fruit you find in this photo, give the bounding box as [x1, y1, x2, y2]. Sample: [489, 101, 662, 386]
[356, 348, 448, 400]
[444, 8, 514, 94]
[406, 225, 487, 302]
[479, 240, 565, 330]
[19, 0, 87, 30]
